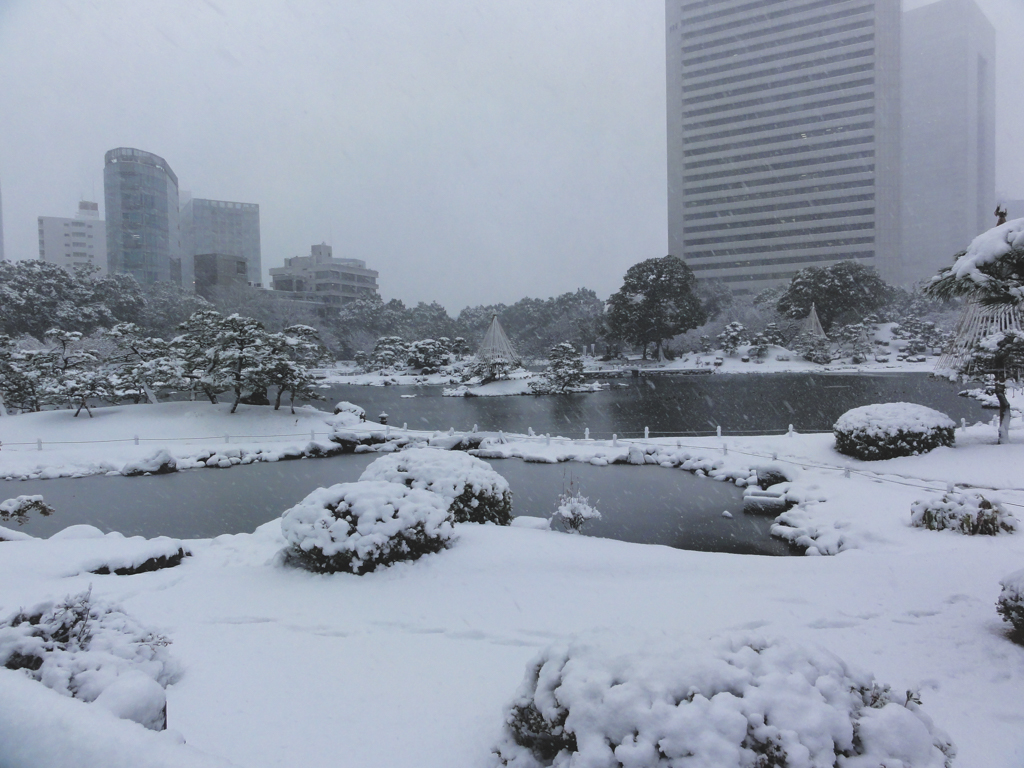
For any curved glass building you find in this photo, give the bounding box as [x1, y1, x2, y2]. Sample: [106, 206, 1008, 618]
[104, 147, 182, 286]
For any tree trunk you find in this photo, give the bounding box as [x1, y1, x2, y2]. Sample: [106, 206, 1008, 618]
[0, 390, 6, 418]
[274, 387, 284, 411]
[142, 382, 158, 405]
[995, 377, 1011, 444]
[289, 391, 296, 415]
[230, 391, 242, 414]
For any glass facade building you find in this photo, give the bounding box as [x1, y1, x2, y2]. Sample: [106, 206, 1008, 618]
[180, 197, 262, 293]
[666, 0, 902, 293]
[104, 147, 182, 286]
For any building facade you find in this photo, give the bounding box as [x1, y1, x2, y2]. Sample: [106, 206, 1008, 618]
[104, 147, 182, 286]
[270, 243, 378, 307]
[37, 201, 107, 275]
[192, 252, 251, 301]
[180, 197, 262, 292]
[666, 0, 902, 294]
[901, 0, 995, 284]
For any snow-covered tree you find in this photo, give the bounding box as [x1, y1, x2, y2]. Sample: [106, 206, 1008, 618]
[407, 339, 450, 372]
[776, 261, 891, 331]
[531, 341, 585, 393]
[717, 322, 747, 356]
[267, 324, 332, 412]
[605, 256, 706, 359]
[834, 323, 873, 363]
[761, 322, 786, 346]
[748, 332, 770, 361]
[105, 323, 181, 404]
[171, 310, 226, 403]
[553, 479, 601, 533]
[368, 336, 409, 371]
[451, 337, 470, 360]
[204, 314, 284, 413]
[0, 336, 54, 413]
[44, 329, 110, 417]
[963, 330, 1024, 443]
[792, 331, 833, 365]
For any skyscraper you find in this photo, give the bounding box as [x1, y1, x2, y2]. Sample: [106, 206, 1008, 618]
[0, 178, 6, 263]
[104, 148, 182, 286]
[666, 0, 902, 294]
[37, 201, 107, 275]
[180, 197, 262, 292]
[901, 0, 995, 284]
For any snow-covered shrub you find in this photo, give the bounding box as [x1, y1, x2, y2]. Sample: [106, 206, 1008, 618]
[997, 569, 1024, 637]
[121, 449, 178, 477]
[492, 632, 955, 768]
[0, 495, 55, 526]
[833, 403, 955, 460]
[717, 322, 747, 355]
[911, 491, 1018, 535]
[360, 447, 513, 525]
[280, 480, 455, 574]
[793, 331, 833, 364]
[552, 482, 601, 534]
[0, 588, 179, 731]
[530, 342, 585, 394]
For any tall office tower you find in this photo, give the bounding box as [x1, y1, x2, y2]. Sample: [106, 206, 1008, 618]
[0, 178, 6, 262]
[901, 0, 995, 284]
[104, 148, 182, 286]
[666, 0, 901, 294]
[37, 201, 107, 275]
[180, 197, 262, 292]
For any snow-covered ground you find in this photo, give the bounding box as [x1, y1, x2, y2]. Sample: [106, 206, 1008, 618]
[2, 398, 1024, 765]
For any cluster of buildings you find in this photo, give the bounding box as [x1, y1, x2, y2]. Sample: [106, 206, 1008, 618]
[666, 0, 1022, 294]
[32, 147, 378, 311]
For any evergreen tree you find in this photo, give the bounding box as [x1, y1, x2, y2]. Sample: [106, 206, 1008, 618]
[717, 322, 747, 356]
[268, 325, 332, 412]
[776, 261, 891, 331]
[105, 323, 181, 404]
[538, 342, 585, 393]
[605, 256, 706, 359]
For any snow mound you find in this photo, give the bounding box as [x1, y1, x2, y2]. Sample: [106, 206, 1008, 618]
[492, 632, 955, 768]
[50, 524, 106, 540]
[331, 401, 366, 427]
[911, 491, 1018, 536]
[360, 447, 513, 525]
[950, 217, 1024, 283]
[121, 449, 177, 477]
[834, 403, 955, 460]
[280, 480, 456, 574]
[0, 589, 180, 730]
[997, 568, 1024, 635]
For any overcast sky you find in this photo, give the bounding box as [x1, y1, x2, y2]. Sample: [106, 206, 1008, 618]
[1, 0, 1021, 311]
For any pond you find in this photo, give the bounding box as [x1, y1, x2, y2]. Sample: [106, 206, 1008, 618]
[317, 372, 987, 438]
[4, 454, 790, 556]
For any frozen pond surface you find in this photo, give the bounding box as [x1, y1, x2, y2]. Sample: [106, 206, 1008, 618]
[6, 455, 790, 555]
[318, 372, 987, 437]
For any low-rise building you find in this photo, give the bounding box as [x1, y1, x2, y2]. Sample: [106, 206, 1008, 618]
[38, 201, 107, 275]
[193, 252, 251, 300]
[269, 243, 378, 306]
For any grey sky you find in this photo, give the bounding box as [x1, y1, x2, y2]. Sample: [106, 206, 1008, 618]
[0, 0, 1021, 311]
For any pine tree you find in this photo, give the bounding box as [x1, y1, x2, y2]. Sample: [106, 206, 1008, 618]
[717, 322, 747, 356]
[539, 342, 585, 392]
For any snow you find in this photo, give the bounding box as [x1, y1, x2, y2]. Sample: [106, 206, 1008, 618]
[359, 446, 512, 524]
[279, 480, 455, 573]
[491, 631, 954, 768]
[834, 403, 956, 436]
[948, 217, 1024, 285]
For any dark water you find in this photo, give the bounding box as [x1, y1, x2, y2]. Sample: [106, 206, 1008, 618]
[319, 372, 987, 438]
[4, 454, 787, 555]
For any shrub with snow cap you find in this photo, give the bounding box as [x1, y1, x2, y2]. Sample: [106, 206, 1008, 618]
[492, 632, 955, 768]
[280, 480, 455, 574]
[359, 447, 513, 525]
[0, 495, 55, 526]
[333, 400, 366, 419]
[911, 491, 1018, 535]
[833, 403, 955, 460]
[997, 568, 1024, 637]
[0, 588, 179, 731]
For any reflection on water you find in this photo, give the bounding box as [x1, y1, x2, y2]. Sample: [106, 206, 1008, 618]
[5, 455, 787, 555]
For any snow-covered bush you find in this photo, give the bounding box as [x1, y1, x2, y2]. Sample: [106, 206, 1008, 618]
[834, 403, 955, 460]
[359, 447, 513, 525]
[530, 342, 585, 394]
[280, 480, 455, 574]
[492, 632, 955, 768]
[911, 491, 1018, 535]
[552, 482, 600, 533]
[0, 495, 55, 526]
[333, 400, 366, 420]
[717, 322, 747, 355]
[121, 449, 178, 477]
[792, 331, 832, 364]
[997, 569, 1024, 637]
[0, 588, 179, 731]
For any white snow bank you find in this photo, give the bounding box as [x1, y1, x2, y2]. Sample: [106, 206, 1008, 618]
[950, 217, 1024, 283]
[360, 447, 513, 524]
[280, 480, 455, 573]
[492, 631, 955, 768]
[0, 668, 237, 768]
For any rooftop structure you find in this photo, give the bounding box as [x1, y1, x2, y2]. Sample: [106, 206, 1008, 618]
[104, 147, 182, 286]
[37, 201, 107, 275]
[269, 243, 378, 307]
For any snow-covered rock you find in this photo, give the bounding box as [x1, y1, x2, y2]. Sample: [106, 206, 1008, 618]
[0, 589, 180, 731]
[121, 449, 177, 477]
[492, 632, 955, 768]
[360, 447, 513, 525]
[833, 403, 955, 460]
[911, 491, 1018, 535]
[996, 568, 1024, 635]
[280, 480, 456, 574]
